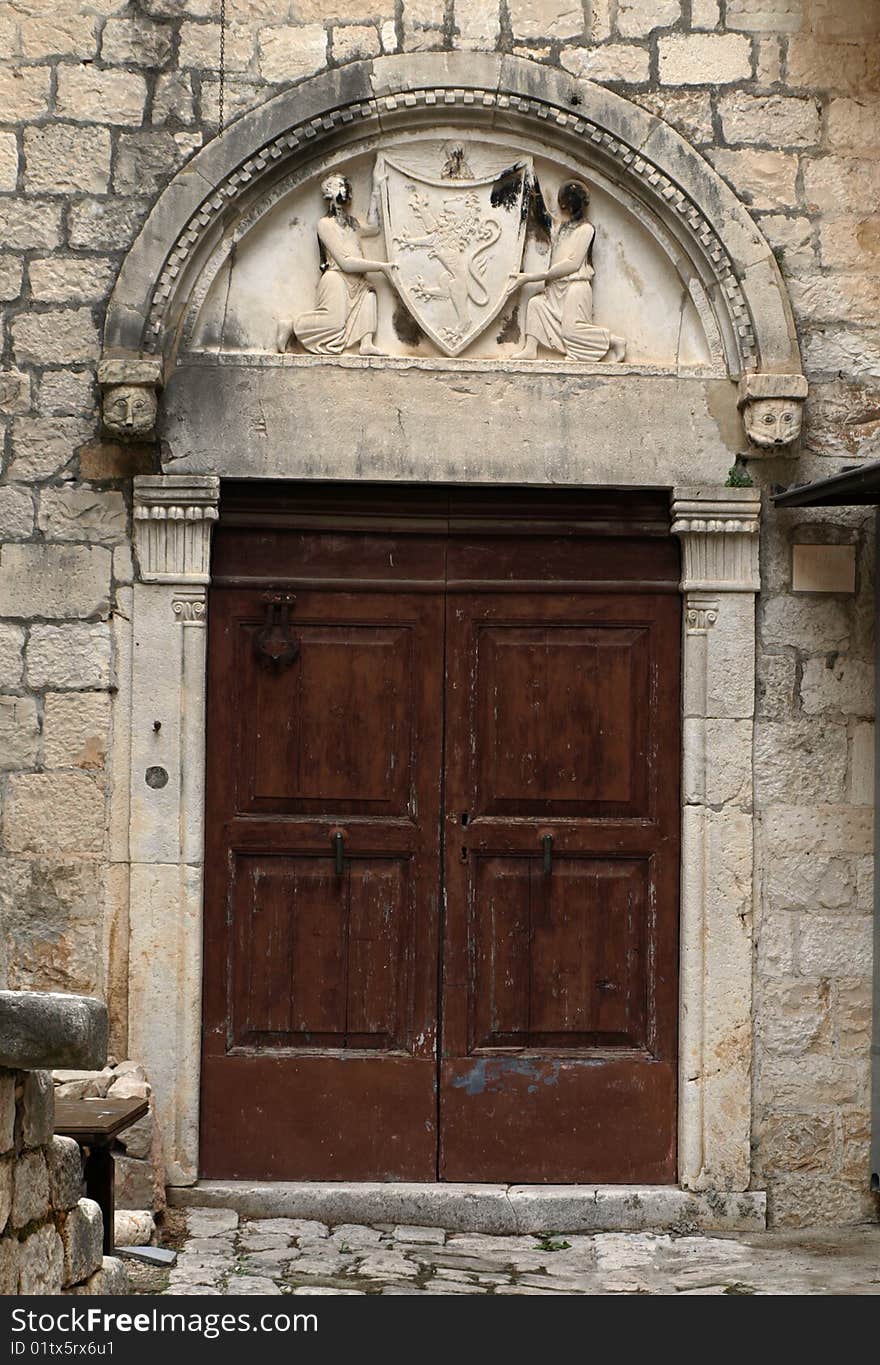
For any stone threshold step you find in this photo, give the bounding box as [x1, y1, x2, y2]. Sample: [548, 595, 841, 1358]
[168, 1183, 766, 1234]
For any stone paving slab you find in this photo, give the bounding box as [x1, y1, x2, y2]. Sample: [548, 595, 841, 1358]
[125, 1208, 880, 1297]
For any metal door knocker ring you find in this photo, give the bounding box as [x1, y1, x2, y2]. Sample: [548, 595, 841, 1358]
[254, 592, 300, 671]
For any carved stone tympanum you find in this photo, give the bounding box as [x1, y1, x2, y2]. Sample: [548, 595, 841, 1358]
[277, 144, 629, 363]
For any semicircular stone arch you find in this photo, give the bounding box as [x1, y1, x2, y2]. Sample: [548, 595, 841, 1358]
[106, 53, 800, 373]
[101, 52, 805, 485]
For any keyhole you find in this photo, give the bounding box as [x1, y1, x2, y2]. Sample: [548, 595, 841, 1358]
[460, 812, 469, 827]
[460, 845, 468, 863]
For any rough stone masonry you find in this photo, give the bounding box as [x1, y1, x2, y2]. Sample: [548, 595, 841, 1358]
[0, 0, 878, 1229]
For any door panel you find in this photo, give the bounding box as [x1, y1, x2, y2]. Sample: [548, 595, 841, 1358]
[230, 853, 410, 1049]
[471, 854, 649, 1050]
[439, 1058, 676, 1184]
[238, 619, 414, 816]
[476, 624, 649, 815]
[440, 590, 680, 1183]
[201, 580, 443, 1181]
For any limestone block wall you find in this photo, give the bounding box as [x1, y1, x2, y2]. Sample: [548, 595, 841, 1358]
[0, 0, 877, 1226]
[0, 1066, 127, 1294]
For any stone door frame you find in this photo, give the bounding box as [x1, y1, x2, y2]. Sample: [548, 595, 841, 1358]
[115, 474, 760, 1193]
[99, 51, 790, 1195]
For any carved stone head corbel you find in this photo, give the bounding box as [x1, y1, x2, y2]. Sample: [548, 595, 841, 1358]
[98, 357, 163, 440]
[738, 373, 808, 451]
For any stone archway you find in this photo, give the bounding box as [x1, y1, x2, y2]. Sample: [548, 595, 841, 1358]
[103, 53, 803, 1207]
[104, 54, 800, 376]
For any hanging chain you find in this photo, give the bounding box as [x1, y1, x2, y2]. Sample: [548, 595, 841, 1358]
[218, 0, 227, 133]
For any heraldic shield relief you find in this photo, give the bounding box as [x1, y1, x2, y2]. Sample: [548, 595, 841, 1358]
[380, 150, 533, 357]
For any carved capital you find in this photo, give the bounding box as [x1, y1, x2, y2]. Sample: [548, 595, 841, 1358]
[172, 589, 207, 624]
[672, 489, 761, 593]
[133, 475, 220, 585]
[685, 594, 719, 634]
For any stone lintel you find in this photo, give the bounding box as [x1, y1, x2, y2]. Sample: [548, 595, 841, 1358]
[160, 363, 742, 488]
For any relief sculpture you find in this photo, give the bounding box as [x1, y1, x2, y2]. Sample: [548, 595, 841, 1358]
[277, 169, 397, 357]
[380, 148, 531, 357]
[279, 145, 627, 363]
[510, 181, 626, 363]
[738, 373, 808, 450]
[97, 356, 163, 440]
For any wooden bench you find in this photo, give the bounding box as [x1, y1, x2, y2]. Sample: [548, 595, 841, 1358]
[54, 1096, 149, 1254]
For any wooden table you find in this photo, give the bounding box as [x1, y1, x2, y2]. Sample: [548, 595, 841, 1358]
[54, 1096, 149, 1254]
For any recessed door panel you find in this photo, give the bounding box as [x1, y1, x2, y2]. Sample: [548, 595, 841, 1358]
[238, 621, 413, 816]
[476, 625, 649, 815]
[471, 854, 649, 1051]
[230, 853, 411, 1050]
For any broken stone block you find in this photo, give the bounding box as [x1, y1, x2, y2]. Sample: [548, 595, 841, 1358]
[107, 1075, 150, 1100]
[53, 1065, 115, 1099]
[117, 1109, 152, 1159]
[114, 1209, 154, 1246]
[20, 1069, 54, 1149]
[114, 1155, 155, 1210]
[0, 991, 107, 1071]
[48, 1136, 84, 1212]
[66, 1255, 129, 1295]
[60, 1198, 103, 1287]
[111, 1060, 146, 1081]
[54, 1079, 97, 1101]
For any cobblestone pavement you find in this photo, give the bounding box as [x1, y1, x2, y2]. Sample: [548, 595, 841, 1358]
[125, 1209, 880, 1295]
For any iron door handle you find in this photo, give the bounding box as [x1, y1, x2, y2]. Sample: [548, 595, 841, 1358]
[542, 834, 553, 875]
[332, 831, 345, 876]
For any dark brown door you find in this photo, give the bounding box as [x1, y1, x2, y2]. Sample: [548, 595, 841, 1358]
[200, 514, 446, 1179]
[441, 568, 680, 1182]
[201, 487, 680, 1182]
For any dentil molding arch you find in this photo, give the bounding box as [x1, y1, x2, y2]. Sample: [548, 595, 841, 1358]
[105, 53, 799, 376]
[104, 56, 792, 1218]
[99, 53, 805, 487]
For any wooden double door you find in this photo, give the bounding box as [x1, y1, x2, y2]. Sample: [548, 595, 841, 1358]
[201, 486, 681, 1183]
